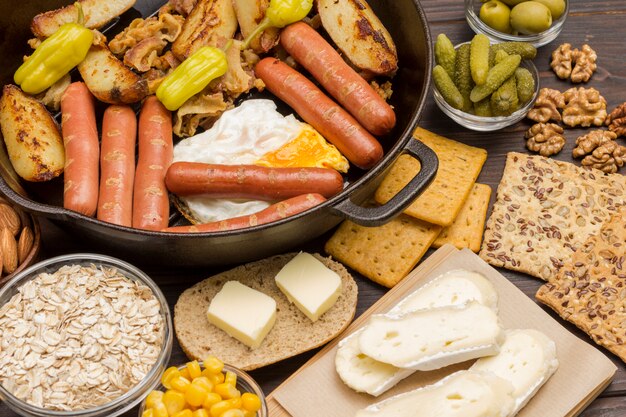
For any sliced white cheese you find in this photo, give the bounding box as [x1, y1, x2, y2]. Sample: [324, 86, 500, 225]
[390, 269, 498, 314]
[274, 252, 342, 322]
[356, 370, 516, 417]
[335, 329, 414, 397]
[358, 302, 504, 370]
[471, 329, 559, 416]
[206, 281, 277, 349]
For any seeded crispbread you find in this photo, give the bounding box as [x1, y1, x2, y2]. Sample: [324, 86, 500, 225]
[479, 152, 626, 280]
[324, 215, 442, 288]
[433, 183, 492, 253]
[536, 206, 626, 361]
[174, 253, 358, 371]
[374, 128, 487, 226]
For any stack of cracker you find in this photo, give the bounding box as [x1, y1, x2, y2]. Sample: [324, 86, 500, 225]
[537, 206, 626, 361]
[479, 153, 626, 281]
[325, 128, 490, 288]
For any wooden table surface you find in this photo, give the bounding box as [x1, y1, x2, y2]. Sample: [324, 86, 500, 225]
[2, 0, 626, 416]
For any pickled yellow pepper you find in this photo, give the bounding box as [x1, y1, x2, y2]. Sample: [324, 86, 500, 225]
[156, 46, 228, 111]
[242, 0, 314, 49]
[14, 3, 93, 94]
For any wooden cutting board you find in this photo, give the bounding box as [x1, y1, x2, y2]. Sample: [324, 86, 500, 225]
[266, 245, 616, 417]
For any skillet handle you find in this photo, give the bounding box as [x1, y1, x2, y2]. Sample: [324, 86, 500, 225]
[331, 139, 438, 227]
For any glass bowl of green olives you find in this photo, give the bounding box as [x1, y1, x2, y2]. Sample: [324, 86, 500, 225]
[465, 0, 568, 47]
[432, 38, 540, 132]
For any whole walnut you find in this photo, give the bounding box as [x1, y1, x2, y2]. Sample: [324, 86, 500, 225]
[562, 87, 607, 127]
[527, 88, 565, 123]
[550, 43, 575, 80]
[573, 130, 625, 173]
[525, 123, 566, 157]
[605, 102, 626, 137]
[571, 44, 598, 83]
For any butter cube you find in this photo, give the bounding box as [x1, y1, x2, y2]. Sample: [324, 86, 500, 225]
[206, 281, 276, 349]
[275, 252, 342, 322]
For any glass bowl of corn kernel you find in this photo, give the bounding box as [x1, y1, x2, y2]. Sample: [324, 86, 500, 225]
[139, 356, 267, 417]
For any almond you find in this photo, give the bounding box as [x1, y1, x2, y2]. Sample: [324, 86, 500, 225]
[17, 226, 34, 265]
[1, 228, 18, 275]
[0, 204, 21, 236]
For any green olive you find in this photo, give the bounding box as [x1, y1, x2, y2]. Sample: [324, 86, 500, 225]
[533, 0, 565, 19]
[480, 0, 513, 33]
[499, 0, 527, 6]
[510, 1, 552, 34]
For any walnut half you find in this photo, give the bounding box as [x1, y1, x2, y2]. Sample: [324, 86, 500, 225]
[550, 43, 598, 83]
[606, 102, 626, 137]
[573, 130, 626, 174]
[527, 88, 565, 123]
[525, 123, 566, 157]
[562, 87, 607, 127]
[550, 43, 575, 80]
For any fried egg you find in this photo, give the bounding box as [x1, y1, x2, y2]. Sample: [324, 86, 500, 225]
[172, 99, 348, 223]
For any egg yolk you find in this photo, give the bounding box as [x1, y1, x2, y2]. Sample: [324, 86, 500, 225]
[255, 126, 349, 173]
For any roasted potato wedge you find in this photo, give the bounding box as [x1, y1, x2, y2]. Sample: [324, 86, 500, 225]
[77, 45, 148, 104]
[318, 0, 398, 76]
[31, 0, 137, 38]
[0, 85, 65, 182]
[172, 0, 238, 60]
[233, 0, 279, 53]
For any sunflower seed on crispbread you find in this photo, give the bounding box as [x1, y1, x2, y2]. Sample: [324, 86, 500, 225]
[536, 206, 626, 361]
[479, 153, 626, 281]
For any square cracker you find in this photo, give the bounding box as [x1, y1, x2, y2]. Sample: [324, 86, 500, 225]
[375, 128, 487, 227]
[433, 183, 492, 252]
[479, 152, 626, 281]
[324, 215, 442, 288]
[537, 206, 626, 362]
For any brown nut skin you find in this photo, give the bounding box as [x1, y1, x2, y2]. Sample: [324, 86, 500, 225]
[527, 88, 565, 123]
[525, 123, 566, 157]
[562, 87, 607, 127]
[573, 130, 625, 174]
[605, 102, 626, 137]
[551, 43, 574, 80]
[571, 44, 597, 83]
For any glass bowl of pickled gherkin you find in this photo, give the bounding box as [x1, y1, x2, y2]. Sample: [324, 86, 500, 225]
[432, 37, 539, 132]
[465, 0, 568, 48]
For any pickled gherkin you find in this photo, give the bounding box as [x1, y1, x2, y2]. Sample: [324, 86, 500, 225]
[489, 41, 536, 66]
[433, 65, 464, 110]
[474, 98, 493, 117]
[470, 34, 490, 86]
[491, 76, 519, 116]
[515, 67, 535, 104]
[470, 54, 521, 102]
[454, 43, 474, 112]
[435, 34, 456, 79]
[494, 49, 509, 65]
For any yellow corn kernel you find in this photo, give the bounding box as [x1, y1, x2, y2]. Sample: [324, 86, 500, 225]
[203, 370, 225, 386]
[193, 410, 210, 417]
[210, 398, 242, 417]
[221, 410, 245, 417]
[186, 360, 202, 379]
[164, 389, 187, 415]
[242, 411, 256, 417]
[241, 393, 261, 412]
[171, 375, 192, 392]
[142, 409, 154, 417]
[172, 411, 193, 417]
[204, 356, 224, 374]
[162, 366, 181, 389]
[215, 383, 240, 400]
[185, 383, 209, 407]
[152, 402, 169, 417]
[203, 392, 222, 409]
[192, 376, 214, 393]
[180, 366, 192, 380]
[145, 390, 165, 409]
[224, 371, 237, 387]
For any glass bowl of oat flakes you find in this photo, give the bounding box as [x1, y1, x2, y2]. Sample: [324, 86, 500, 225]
[0, 253, 173, 417]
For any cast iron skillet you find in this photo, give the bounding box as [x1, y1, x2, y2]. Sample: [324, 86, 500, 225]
[0, 0, 435, 266]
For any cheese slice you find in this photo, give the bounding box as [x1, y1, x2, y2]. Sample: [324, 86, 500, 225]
[471, 329, 559, 416]
[335, 329, 414, 397]
[206, 281, 277, 349]
[356, 370, 516, 417]
[390, 269, 498, 314]
[358, 302, 504, 370]
[274, 252, 342, 322]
